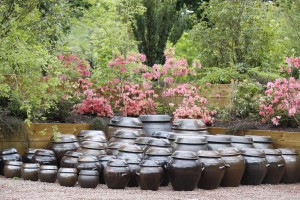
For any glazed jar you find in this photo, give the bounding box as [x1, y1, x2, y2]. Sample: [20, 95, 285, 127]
[116, 144, 143, 161]
[60, 151, 83, 168]
[144, 138, 172, 152]
[262, 149, 286, 184]
[173, 136, 208, 153]
[47, 134, 78, 149]
[78, 130, 107, 144]
[108, 116, 144, 139]
[197, 150, 226, 190]
[279, 148, 300, 184]
[4, 161, 22, 178]
[172, 119, 209, 135]
[134, 137, 151, 149]
[76, 156, 102, 173]
[144, 147, 172, 186]
[21, 163, 40, 181]
[230, 136, 254, 150]
[205, 135, 232, 150]
[246, 135, 274, 149]
[98, 155, 116, 184]
[167, 151, 202, 191]
[0, 148, 22, 175]
[22, 148, 39, 163]
[38, 165, 58, 183]
[104, 159, 131, 189]
[77, 141, 106, 157]
[136, 160, 163, 191]
[218, 148, 245, 187]
[241, 148, 268, 185]
[126, 159, 141, 187]
[57, 168, 78, 187]
[109, 130, 140, 145]
[82, 133, 108, 148]
[139, 115, 172, 137]
[32, 149, 57, 166]
[151, 131, 173, 139]
[78, 170, 99, 188]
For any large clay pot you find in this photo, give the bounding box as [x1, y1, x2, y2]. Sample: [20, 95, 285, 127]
[78, 170, 99, 188]
[78, 130, 107, 144]
[98, 155, 116, 184]
[173, 136, 208, 153]
[76, 156, 102, 174]
[32, 149, 57, 166]
[241, 148, 268, 185]
[139, 115, 172, 137]
[22, 148, 39, 163]
[136, 160, 164, 191]
[38, 165, 58, 183]
[77, 141, 106, 157]
[167, 132, 199, 148]
[60, 151, 83, 168]
[126, 159, 140, 187]
[109, 130, 141, 145]
[116, 144, 143, 161]
[279, 148, 300, 184]
[197, 150, 225, 190]
[230, 136, 254, 150]
[4, 161, 22, 178]
[108, 116, 144, 139]
[167, 151, 202, 191]
[0, 148, 22, 175]
[151, 131, 173, 139]
[172, 119, 209, 135]
[57, 168, 78, 187]
[262, 149, 286, 184]
[246, 135, 274, 149]
[218, 148, 245, 187]
[144, 138, 172, 152]
[134, 137, 151, 150]
[21, 163, 40, 181]
[205, 135, 232, 150]
[82, 133, 107, 148]
[104, 159, 131, 189]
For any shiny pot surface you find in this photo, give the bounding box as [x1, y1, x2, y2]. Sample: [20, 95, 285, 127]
[78, 170, 99, 188]
[279, 148, 300, 184]
[21, 163, 40, 181]
[60, 151, 83, 168]
[4, 161, 22, 178]
[38, 165, 58, 183]
[104, 159, 131, 189]
[57, 168, 78, 187]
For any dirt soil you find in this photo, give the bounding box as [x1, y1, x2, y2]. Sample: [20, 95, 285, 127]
[0, 176, 300, 200]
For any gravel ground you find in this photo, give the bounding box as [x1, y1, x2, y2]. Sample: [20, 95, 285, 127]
[1, 176, 300, 200]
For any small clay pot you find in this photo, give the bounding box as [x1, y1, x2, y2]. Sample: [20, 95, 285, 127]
[279, 148, 300, 184]
[139, 115, 172, 137]
[172, 119, 209, 135]
[78, 130, 107, 144]
[57, 168, 78, 187]
[60, 151, 83, 168]
[21, 163, 40, 181]
[126, 159, 141, 187]
[144, 138, 172, 152]
[205, 135, 232, 150]
[38, 165, 58, 183]
[167, 151, 202, 191]
[104, 159, 131, 189]
[0, 148, 22, 175]
[173, 136, 208, 153]
[151, 131, 173, 139]
[4, 161, 22, 178]
[245, 135, 274, 149]
[230, 136, 254, 150]
[136, 160, 163, 191]
[134, 137, 151, 149]
[77, 141, 107, 157]
[98, 155, 116, 184]
[262, 149, 286, 184]
[109, 130, 140, 144]
[197, 150, 225, 190]
[108, 116, 144, 139]
[76, 156, 102, 173]
[78, 170, 99, 188]
[22, 148, 39, 163]
[32, 149, 57, 166]
[116, 144, 144, 160]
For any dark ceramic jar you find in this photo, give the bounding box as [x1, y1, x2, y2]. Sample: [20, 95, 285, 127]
[38, 165, 58, 183]
[22, 148, 39, 163]
[21, 163, 40, 181]
[77, 141, 106, 157]
[98, 155, 116, 184]
[246, 135, 274, 149]
[144, 147, 172, 186]
[172, 119, 209, 135]
[139, 115, 172, 137]
[262, 149, 286, 184]
[167, 151, 202, 191]
[60, 151, 83, 168]
[109, 130, 140, 145]
[197, 150, 225, 190]
[57, 168, 78, 187]
[205, 135, 232, 150]
[218, 148, 245, 187]
[4, 161, 22, 178]
[134, 137, 151, 149]
[116, 145, 143, 161]
[108, 116, 144, 139]
[82, 133, 108, 148]
[126, 159, 141, 187]
[230, 136, 254, 150]
[173, 136, 208, 153]
[76, 156, 102, 173]
[78, 170, 99, 188]
[136, 160, 163, 191]
[151, 131, 173, 139]
[279, 148, 300, 184]
[167, 132, 199, 148]
[32, 149, 57, 166]
[78, 130, 107, 144]
[104, 159, 131, 189]
[144, 138, 172, 152]
[0, 148, 22, 175]
[241, 148, 268, 185]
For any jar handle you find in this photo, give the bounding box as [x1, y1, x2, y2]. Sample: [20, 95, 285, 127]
[172, 121, 181, 127]
[111, 116, 122, 123]
[219, 165, 226, 170]
[122, 173, 129, 177]
[201, 163, 205, 171]
[278, 164, 285, 168]
[136, 172, 140, 176]
[266, 163, 270, 167]
[225, 164, 231, 168]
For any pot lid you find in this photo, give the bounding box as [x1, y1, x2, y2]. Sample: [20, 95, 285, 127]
[112, 130, 140, 139]
[139, 115, 171, 122]
[108, 142, 123, 149]
[175, 136, 207, 144]
[230, 135, 254, 144]
[78, 130, 106, 138]
[40, 165, 58, 170]
[126, 159, 141, 165]
[5, 161, 22, 166]
[146, 138, 171, 147]
[79, 170, 99, 176]
[151, 131, 172, 139]
[197, 150, 221, 158]
[263, 149, 282, 156]
[98, 155, 116, 162]
[78, 156, 98, 163]
[107, 159, 128, 167]
[171, 151, 199, 160]
[83, 134, 107, 142]
[172, 119, 207, 131]
[145, 147, 172, 156]
[58, 168, 77, 173]
[134, 137, 150, 145]
[205, 135, 231, 143]
[140, 160, 161, 167]
[22, 163, 40, 168]
[51, 134, 78, 143]
[81, 141, 106, 150]
[64, 151, 83, 158]
[0, 148, 18, 155]
[218, 147, 241, 156]
[25, 148, 39, 154]
[109, 116, 143, 128]
[241, 148, 266, 158]
[278, 148, 299, 155]
[245, 135, 273, 143]
[35, 149, 55, 156]
[118, 144, 143, 153]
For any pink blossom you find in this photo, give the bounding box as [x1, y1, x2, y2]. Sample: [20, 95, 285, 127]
[287, 68, 292, 73]
[215, 93, 221, 98]
[59, 75, 67, 81]
[271, 117, 279, 126]
[139, 54, 146, 62]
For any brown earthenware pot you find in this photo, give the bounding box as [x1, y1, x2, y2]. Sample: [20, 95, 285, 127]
[167, 132, 200, 148]
[104, 159, 131, 189]
[98, 155, 116, 184]
[82, 133, 107, 147]
[126, 159, 141, 187]
[144, 138, 172, 152]
[22, 148, 39, 163]
[78, 170, 99, 188]
[116, 144, 144, 161]
[32, 149, 57, 166]
[205, 135, 232, 150]
[0, 148, 22, 175]
[109, 130, 141, 145]
[4, 161, 22, 178]
[38, 165, 58, 183]
[78, 130, 107, 144]
[139, 115, 172, 137]
[230, 136, 254, 150]
[60, 151, 83, 168]
[173, 136, 208, 153]
[77, 141, 107, 157]
[108, 116, 144, 139]
[172, 119, 209, 135]
[76, 156, 102, 173]
[57, 168, 78, 187]
[245, 135, 274, 149]
[21, 163, 40, 181]
[279, 148, 300, 184]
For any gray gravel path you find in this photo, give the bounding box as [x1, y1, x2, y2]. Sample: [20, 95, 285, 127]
[1, 176, 300, 200]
